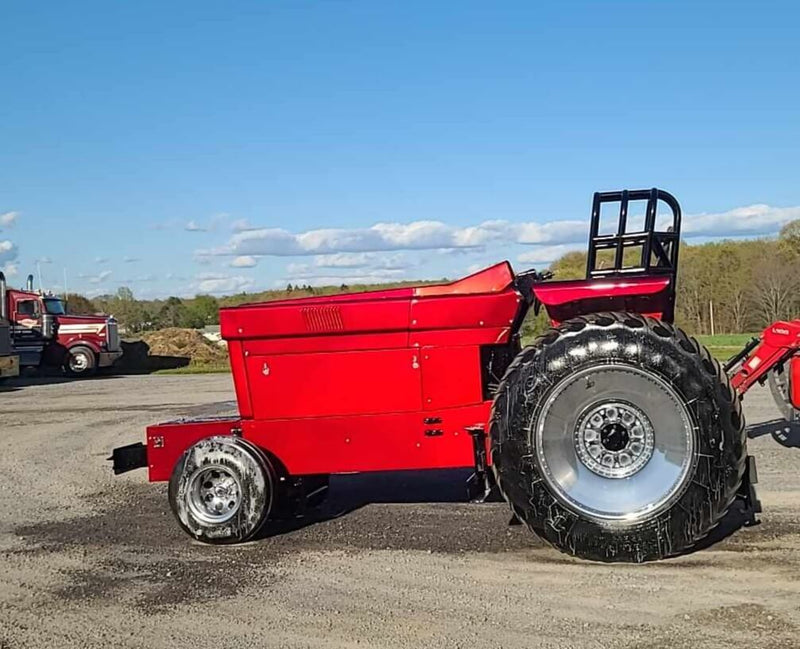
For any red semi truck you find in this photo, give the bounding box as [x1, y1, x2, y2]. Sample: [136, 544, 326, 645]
[0, 272, 122, 377]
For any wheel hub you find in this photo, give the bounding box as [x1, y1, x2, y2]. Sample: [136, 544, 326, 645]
[70, 354, 88, 371]
[187, 466, 242, 524]
[575, 402, 655, 479]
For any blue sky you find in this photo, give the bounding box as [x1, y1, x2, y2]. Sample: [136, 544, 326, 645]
[2, 1, 799, 299]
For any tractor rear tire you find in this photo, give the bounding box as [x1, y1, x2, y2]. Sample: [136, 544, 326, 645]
[490, 312, 746, 563]
[168, 436, 275, 544]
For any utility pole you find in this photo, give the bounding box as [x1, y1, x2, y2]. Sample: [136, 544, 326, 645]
[709, 300, 715, 337]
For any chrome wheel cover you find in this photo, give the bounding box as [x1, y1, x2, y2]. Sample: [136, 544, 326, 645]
[186, 465, 242, 525]
[535, 365, 695, 523]
[69, 351, 90, 372]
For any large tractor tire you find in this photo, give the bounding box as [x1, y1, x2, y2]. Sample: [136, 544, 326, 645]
[169, 436, 275, 544]
[490, 312, 746, 563]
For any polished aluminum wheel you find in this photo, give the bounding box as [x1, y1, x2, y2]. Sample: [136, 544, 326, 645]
[574, 401, 655, 479]
[535, 365, 695, 523]
[187, 465, 242, 525]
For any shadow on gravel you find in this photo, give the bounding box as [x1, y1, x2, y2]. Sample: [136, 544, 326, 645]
[747, 418, 800, 448]
[15, 468, 800, 611]
[12, 471, 543, 611]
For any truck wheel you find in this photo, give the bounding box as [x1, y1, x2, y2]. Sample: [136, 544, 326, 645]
[168, 436, 274, 544]
[66, 346, 97, 377]
[490, 312, 746, 562]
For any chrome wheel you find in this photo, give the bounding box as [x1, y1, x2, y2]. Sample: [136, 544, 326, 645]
[574, 401, 655, 479]
[187, 465, 242, 525]
[535, 365, 695, 523]
[69, 350, 91, 372]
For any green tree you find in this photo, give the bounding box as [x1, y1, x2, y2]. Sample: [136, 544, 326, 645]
[64, 293, 97, 315]
[157, 297, 190, 328]
[189, 294, 219, 326]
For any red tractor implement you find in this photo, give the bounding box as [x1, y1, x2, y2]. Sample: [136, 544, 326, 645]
[113, 188, 792, 562]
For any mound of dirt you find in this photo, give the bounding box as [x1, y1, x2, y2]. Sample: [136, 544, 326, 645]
[141, 328, 228, 365]
[119, 328, 228, 372]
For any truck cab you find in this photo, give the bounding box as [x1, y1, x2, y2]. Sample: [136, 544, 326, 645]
[2, 273, 122, 376]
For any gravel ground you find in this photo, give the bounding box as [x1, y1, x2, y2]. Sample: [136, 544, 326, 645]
[1, 374, 799, 649]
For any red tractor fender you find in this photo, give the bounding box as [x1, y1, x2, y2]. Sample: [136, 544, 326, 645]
[532, 276, 673, 325]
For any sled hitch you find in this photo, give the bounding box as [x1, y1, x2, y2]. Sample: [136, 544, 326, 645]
[465, 425, 497, 503]
[110, 442, 148, 475]
[739, 455, 762, 527]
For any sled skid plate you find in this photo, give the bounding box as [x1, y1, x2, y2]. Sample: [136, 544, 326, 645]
[739, 455, 762, 527]
[465, 425, 497, 503]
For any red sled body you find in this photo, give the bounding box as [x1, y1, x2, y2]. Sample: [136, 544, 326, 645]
[138, 261, 676, 482]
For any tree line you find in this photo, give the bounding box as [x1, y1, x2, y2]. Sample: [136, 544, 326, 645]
[65, 221, 800, 336]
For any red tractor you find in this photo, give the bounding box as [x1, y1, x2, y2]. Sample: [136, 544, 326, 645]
[113, 189, 798, 562]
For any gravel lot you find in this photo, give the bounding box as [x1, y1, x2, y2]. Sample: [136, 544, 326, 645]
[1, 374, 799, 649]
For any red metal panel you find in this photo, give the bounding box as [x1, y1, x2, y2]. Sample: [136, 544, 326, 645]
[533, 277, 671, 306]
[227, 340, 252, 418]
[410, 290, 520, 332]
[243, 332, 408, 356]
[533, 277, 671, 325]
[246, 348, 422, 419]
[420, 346, 483, 410]
[221, 298, 411, 340]
[413, 262, 513, 297]
[241, 404, 490, 475]
[409, 327, 512, 348]
[146, 418, 240, 482]
[790, 356, 800, 409]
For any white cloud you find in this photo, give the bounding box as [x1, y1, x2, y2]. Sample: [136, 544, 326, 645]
[185, 220, 208, 232]
[36, 256, 53, 264]
[120, 274, 156, 283]
[313, 252, 409, 270]
[194, 273, 255, 295]
[231, 218, 255, 232]
[95, 256, 109, 264]
[0, 240, 18, 264]
[92, 270, 113, 284]
[231, 255, 258, 268]
[518, 244, 585, 265]
[209, 217, 593, 260]
[0, 211, 19, 227]
[681, 204, 800, 237]
[282, 263, 407, 286]
[202, 202, 800, 262]
[2, 262, 18, 277]
[123, 256, 140, 263]
[80, 270, 112, 284]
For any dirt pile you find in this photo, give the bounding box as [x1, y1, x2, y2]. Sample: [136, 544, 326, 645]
[142, 328, 228, 365]
[120, 328, 228, 371]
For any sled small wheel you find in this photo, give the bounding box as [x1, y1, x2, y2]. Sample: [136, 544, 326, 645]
[168, 436, 274, 544]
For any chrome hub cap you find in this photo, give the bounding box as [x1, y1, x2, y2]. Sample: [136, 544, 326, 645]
[187, 466, 242, 525]
[575, 402, 655, 479]
[70, 353, 89, 371]
[535, 365, 695, 523]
